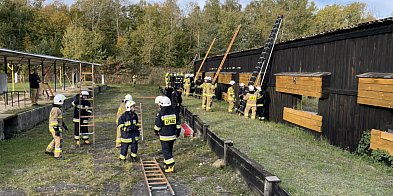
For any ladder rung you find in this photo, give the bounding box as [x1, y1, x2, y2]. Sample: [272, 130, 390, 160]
[145, 170, 161, 173]
[82, 132, 95, 135]
[80, 124, 95, 127]
[151, 186, 168, 190]
[149, 182, 167, 185]
[82, 72, 93, 75]
[147, 178, 166, 181]
[146, 173, 163, 177]
[80, 116, 95, 118]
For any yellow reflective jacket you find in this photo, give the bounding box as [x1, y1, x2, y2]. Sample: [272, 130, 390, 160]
[227, 86, 235, 101]
[49, 106, 62, 132]
[116, 102, 126, 124]
[201, 82, 215, 97]
[244, 92, 258, 106]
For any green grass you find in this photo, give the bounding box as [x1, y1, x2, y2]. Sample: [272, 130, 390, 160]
[183, 97, 393, 195]
[0, 85, 253, 195]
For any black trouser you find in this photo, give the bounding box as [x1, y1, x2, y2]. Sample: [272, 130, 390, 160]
[74, 120, 89, 140]
[120, 136, 138, 158]
[161, 140, 175, 166]
[257, 106, 265, 118]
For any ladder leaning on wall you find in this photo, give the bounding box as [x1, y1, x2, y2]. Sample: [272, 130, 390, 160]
[78, 63, 96, 146]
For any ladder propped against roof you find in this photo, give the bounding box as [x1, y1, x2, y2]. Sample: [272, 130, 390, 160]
[78, 63, 96, 146]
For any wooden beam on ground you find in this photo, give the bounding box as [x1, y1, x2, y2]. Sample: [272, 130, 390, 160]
[212, 25, 241, 84]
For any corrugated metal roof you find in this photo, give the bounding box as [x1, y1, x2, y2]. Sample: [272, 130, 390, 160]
[0, 48, 101, 66]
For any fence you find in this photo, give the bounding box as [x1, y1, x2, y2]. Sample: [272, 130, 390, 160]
[181, 105, 290, 196]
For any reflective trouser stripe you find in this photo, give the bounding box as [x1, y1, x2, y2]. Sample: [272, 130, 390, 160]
[160, 135, 176, 141]
[54, 148, 62, 153]
[154, 125, 161, 131]
[131, 153, 137, 158]
[73, 118, 80, 122]
[176, 125, 181, 129]
[164, 158, 175, 165]
[47, 144, 53, 149]
[116, 138, 121, 142]
[74, 136, 80, 140]
[256, 104, 264, 106]
[82, 135, 89, 139]
[119, 154, 126, 160]
[121, 138, 132, 143]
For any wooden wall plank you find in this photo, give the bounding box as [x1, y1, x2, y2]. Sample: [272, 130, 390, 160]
[358, 83, 393, 93]
[370, 129, 393, 156]
[239, 73, 252, 84]
[358, 90, 393, 101]
[283, 107, 323, 132]
[359, 78, 393, 85]
[275, 75, 326, 98]
[357, 97, 393, 108]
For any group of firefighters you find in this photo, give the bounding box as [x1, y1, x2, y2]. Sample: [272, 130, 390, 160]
[44, 88, 180, 173]
[171, 72, 268, 120]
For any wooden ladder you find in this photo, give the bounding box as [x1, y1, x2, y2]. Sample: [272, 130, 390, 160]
[141, 158, 175, 196]
[78, 63, 96, 146]
[42, 82, 54, 99]
[134, 103, 144, 141]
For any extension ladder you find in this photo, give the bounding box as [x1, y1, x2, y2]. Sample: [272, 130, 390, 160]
[141, 158, 175, 196]
[248, 15, 283, 88]
[78, 63, 96, 146]
[134, 103, 144, 141]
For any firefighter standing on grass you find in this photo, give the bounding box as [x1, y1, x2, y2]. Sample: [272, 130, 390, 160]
[227, 80, 236, 113]
[45, 94, 68, 160]
[256, 87, 266, 120]
[183, 74, 191, 96]
[118, 101, 140, 162]
[201, 76, 215, 112]
[154, 96, 181, 173]
[72, 91, 92, 146]
[116, 94, 133, 148]
[244, 85, 258, 119]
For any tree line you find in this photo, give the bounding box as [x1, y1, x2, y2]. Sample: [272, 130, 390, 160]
[0, 0, 374, 74]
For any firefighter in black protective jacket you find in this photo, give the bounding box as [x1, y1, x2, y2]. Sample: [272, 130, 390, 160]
[154, 96, 181, 173]
[72, 91, 92, 146]
[118, 100, 140, 162]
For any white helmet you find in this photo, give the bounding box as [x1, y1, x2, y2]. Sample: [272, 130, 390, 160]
[124, 94, 133, 102]
[190, 74, 194, 77]
[160, 96, 171, 107]
[81, 91, 89, 96]
[229, 80, 235, 85]
[204, 76, 209, 80]
[207, 76, 212, 81]
[185, 74, 190, 78]
[54, 94, 66, 105]
[126, 100, 136, 111]
[256, 86, 261, 91]
[248, 85, 255, 91]
[240, 83, 245, 87]
[155, 96, 163, 104]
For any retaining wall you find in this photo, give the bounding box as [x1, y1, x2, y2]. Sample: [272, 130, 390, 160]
[0, 85, 108, 140]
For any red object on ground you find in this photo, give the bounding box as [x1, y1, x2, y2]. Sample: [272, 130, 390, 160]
[181, 123, 193, 137]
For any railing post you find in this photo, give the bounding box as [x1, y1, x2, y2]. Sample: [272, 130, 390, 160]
[264, 176, 281, 196]
[192, 114, 198, 136]
[182, 106, 187, 116]
[202, 124, 209, 142]
[224, 140, 233, 166]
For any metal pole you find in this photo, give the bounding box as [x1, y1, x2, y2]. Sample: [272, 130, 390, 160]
[54, 61, 56, 92]
[4, 56, 7, 75]
[28, 59, 31, 90]
[41, 60, 44, 83]
[63, 62, 66, 90]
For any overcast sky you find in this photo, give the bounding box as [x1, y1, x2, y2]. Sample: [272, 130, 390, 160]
[48, 0, 393, 19]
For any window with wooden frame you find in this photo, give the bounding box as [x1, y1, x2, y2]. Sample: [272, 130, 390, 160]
[275, 72, 331, 133]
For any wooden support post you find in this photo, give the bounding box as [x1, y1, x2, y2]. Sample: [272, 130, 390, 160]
[224, 140, 233, 166]
[194, 38, 216, 82]
[264, 176, 281, 196]
[63, 62, 66, 90]
[212, 25, 241, 84]
[202, 124, 209, 142]
[41, 60, 44, 83]
[28, 59, 31, 94]
[4, 56, 7, 75]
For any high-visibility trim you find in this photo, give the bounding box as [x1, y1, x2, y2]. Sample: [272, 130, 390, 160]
[118, 124, 125, 129]
[50, 122, 59, 126]
[164, 158, 175, 164]
[73, 118, 80, 122]
[47, 144, 53, 149]
[119, 154, 126, 160]
[83, 120, 88, 124]
[74, 136, 80, 140]
[121, 138, 132, 143]
[58, 116, 63, 119]
[131, 153, 137, 158]
[125, 121, 131, 126]
[54, 148, 62, 153]
[154, 125, 161, 131]
[256, 104, 264, 106]
[49, 128, 55, 133]
[135, 137, 139, 141]
[176, 125, 181, 129]
[159, 135, 176, 141]
[116, 138, 121, 142]
[82, 135, 89, 139]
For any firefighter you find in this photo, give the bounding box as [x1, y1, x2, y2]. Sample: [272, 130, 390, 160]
[45, 94, 68, 160]
[227, 80, 236, 113]
[204, 77, 216, 112]
[236, 83, 246, 114]
[115, 94, 133, 148]
[256, 87, 266, 120]
[244, 85, 258, 119]
[184, 74, 191, 96]
[118, 101, 140, 162]
[72, 91, 92, 146]
[165, 73, 170, 86]
[154, 96, 181, 173]
[172, 87, 182, 115]
[194, 76, 203, 99]
[189, 74, 195, 95]
[132, 75, 137, 87]
[200, 77, 209, 110]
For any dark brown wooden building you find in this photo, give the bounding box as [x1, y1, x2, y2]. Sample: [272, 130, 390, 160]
[194, 17, 393, 151]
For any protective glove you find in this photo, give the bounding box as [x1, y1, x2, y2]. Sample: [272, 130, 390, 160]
[176, 129, 181, 138]
[154, 130, 159, 136]
[54, 126, 61, 136]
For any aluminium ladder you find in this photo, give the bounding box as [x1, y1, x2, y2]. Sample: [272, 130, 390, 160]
[78, 63, 96, 146]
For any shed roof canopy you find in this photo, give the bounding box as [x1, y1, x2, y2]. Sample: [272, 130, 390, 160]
[0, 48, 101, 66]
